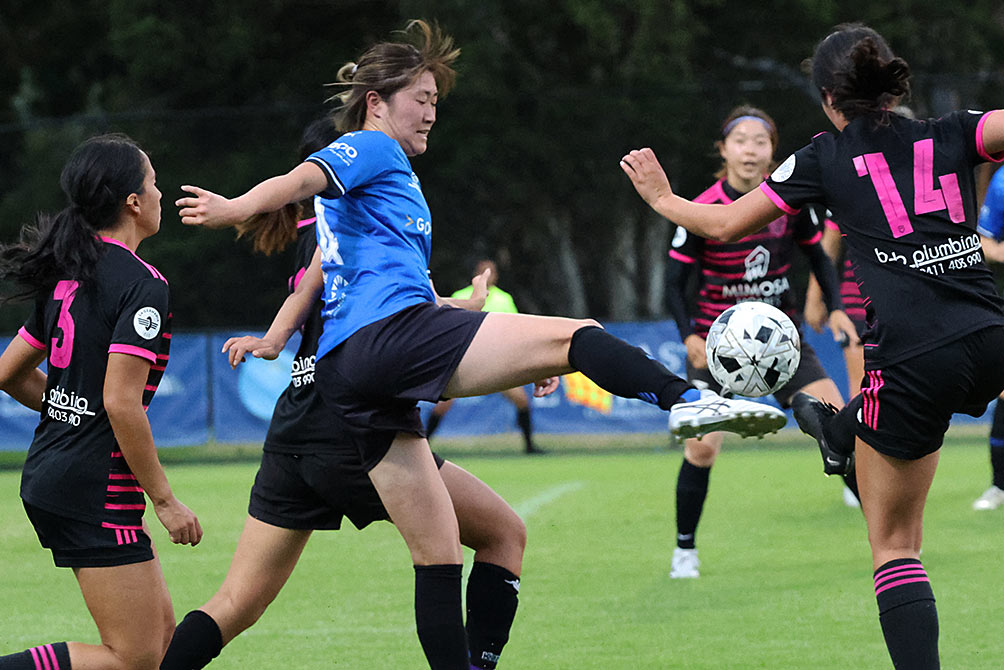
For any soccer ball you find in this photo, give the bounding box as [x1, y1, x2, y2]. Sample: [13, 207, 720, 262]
[705, 301, 801, 397]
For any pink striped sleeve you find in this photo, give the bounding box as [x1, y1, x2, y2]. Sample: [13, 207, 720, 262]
[976, 112, 1004, 163]
[18, 327, 45, 350]
[669, 249, 697, 264]
[759, 182, 801, 215]
[108, 344, 157, 363]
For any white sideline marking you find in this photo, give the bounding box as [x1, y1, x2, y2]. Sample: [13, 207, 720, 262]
[513, 481, 584, 519]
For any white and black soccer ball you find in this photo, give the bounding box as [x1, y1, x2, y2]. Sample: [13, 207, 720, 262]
[705, 301, 801, 398]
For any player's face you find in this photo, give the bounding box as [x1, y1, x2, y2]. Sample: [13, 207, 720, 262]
[383, 70, 438, 156]
[719, 119, 773, 188]
[136, 153, 162, 238]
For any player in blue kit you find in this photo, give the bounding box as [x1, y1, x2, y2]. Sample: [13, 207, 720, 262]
[971, 166, 1004, 510]
[162, 119, 530, 670]
[176, 20, 786, 669]
[622, 24, 1004, 669]
[0, 135, 202, 670]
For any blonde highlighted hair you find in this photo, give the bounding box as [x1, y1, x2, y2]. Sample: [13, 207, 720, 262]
[329, 20, 460, 133]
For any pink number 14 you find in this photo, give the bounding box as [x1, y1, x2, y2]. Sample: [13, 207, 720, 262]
[852, 139, 965, 238]
[50, 280, 78, 368]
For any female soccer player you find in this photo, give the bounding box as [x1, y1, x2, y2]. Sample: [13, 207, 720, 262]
[176, 20, 786, 669]
[0, 134, 202, 670]
[663, 106, 858, 579]
[622, 23, 1004, 669]
[161, 119, 529, 670]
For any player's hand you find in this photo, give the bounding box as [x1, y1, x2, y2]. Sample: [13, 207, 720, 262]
[684, 333, 707, 369]
[619, 148, 675, 208]
[466, 267, 491, 311]
[533, 377, 560, 397]
[153, 496, 203, 546]
[828, 310, 860, 349]
[222, 335, 282, 369]
[177, 185, 241, 229]
[803, 297, 828, 333]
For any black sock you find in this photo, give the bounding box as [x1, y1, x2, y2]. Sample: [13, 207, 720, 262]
[515, 408, 533, 452]
[567, 325, 694, 409]
[990, 400, 1004, 489]
[466, 562, 520, 670]
[414, 564, 468, 670]
[824, 395, 861, 456]
[874, 558, 939, 670]
[675, 459, 711, 549]
[0, 642, 70, 670]
[426, 412, 443, 438]
[160, 610, 223, 670]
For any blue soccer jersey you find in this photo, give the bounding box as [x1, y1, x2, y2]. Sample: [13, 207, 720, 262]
[978, 166, 1004, 241]
[306, 131, 436, 358]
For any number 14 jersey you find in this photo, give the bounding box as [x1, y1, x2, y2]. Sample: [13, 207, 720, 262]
[762, 110, 1004, 367]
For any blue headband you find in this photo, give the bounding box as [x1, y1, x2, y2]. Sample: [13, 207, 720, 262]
[721, 115, 773, 138]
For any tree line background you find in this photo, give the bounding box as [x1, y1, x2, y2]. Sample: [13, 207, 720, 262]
[2, 0, 1003, 333]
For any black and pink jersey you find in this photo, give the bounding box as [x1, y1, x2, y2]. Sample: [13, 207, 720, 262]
[821, 216, 868, 332]
[18, 238, 171, 527]
[263, 217, 349, 454]
[762, 110, 1004, 366]
[669, 179, 823, 338]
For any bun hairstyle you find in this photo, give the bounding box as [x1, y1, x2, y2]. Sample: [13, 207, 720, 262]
[809, 23, 911, 124]
[0, 133, 147, 303]
[330, 19, 460, 133]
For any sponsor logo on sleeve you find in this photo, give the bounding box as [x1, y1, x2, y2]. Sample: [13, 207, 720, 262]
[133, 307, 162, 339]
[771, 154, 796, 183]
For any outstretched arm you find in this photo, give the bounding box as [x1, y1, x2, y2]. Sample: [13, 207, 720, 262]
[177, 162, 328, 229]
[436, 268, 491, 311]
[222, 247, 324, 368]
[620, 148, 782, 242]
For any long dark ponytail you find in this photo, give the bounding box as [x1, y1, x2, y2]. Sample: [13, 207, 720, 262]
[809, 23, 911, 124]
[0, 133, 147, 303]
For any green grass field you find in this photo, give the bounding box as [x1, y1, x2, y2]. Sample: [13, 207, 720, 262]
[1, 427, 1001, 669]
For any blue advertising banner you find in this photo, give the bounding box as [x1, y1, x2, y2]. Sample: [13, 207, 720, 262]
[0, 320, 994, 450]
[146, 333, 210, 446]
[210, 331, 302, 444]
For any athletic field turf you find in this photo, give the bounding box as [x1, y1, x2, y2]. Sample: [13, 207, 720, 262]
[1, 427, 999, 668]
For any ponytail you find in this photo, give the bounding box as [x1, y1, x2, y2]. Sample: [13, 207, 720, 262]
[0, 134, 146, 303]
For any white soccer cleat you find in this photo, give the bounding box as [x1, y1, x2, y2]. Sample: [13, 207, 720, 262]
[972, 485, 1004, 511]
[670, 547, 700, 579]
[669, 389, 787, 440]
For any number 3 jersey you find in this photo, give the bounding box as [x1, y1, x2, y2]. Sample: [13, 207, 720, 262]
[762, 110, 1004, 367]
[17, 238, 171, 525]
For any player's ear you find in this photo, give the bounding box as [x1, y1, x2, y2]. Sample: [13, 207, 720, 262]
[124, 193, 141, 215]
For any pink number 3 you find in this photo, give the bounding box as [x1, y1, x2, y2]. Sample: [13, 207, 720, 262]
[50, 280, 79, 368]
[852, 139, 965, 238]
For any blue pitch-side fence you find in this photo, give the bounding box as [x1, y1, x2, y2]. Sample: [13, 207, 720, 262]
[0, 321, 994, 450]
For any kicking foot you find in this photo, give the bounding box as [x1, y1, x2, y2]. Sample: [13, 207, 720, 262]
[790, 392, 853, 476]
[669, 390, 786, 440]
[525, 443, 548, 455]
[670, 547, 700, 579]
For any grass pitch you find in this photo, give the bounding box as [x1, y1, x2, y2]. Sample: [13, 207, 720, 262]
[0, 427, 1001, 668]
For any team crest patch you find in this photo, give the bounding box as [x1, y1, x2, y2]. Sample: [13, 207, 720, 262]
[133, 307, 162, 340]
[771, 154, 796, 183]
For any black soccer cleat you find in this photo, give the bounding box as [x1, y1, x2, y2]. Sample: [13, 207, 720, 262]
[790, 392, 854, 477]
